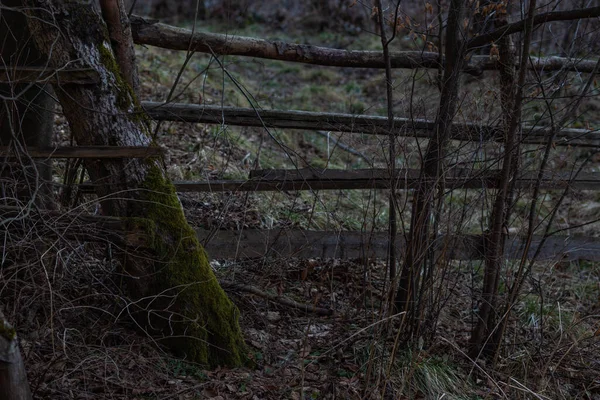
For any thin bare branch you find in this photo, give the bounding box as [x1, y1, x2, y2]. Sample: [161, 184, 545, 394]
[468, 6, 600, 50]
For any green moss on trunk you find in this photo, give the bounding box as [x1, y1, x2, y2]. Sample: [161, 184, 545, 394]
[0, 320, 16, 341]
[97, 42, 152, 128]
[132, 165, 247, 367]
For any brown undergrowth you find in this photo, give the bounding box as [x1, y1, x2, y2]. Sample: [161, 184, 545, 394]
[1, 206, 598, 399]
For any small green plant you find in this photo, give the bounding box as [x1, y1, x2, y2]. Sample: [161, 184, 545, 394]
[344, 82, 362, 95]
[347, 101, 366, 115]
[336, 368, 354, 378]
[165, 358, 208, 380]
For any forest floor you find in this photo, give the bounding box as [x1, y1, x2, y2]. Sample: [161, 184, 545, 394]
[7, 17, 600, 400]
[19, 240, 600, 399]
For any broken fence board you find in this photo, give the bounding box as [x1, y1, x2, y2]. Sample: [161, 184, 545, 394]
[198, 229, 600, 262]
[0, 66, 100, 84]
[0, 146, 162, 159]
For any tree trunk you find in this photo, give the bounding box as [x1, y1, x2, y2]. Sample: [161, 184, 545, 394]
[470, 0, 536, 359]
[0, 0, 54, 209]
[0, 313, 31, 400]
[469, 28, 517, 359]
[394, 0, 465, 339]
[23, 0, 246, 367]
[100, 0, 140, 96]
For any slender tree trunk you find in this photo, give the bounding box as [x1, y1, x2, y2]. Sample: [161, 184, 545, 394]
[100, 0, 140, 96]
[394, 0, 466, 338]
[23, 0, 246, 367]
[489, 52, 600, 363]
[0, 313, 31, 400]
[373, 0, 397, 285]
[470, 0, 537, 359]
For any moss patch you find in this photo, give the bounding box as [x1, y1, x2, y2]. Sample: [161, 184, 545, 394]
[134, 165, 247, 367]
[98, 43, 152, 131]
[0, 320, 16, 341]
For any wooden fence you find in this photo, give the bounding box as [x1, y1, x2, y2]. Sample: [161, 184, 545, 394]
[3, 16, 600, 262]
[2, 205, 598, 262]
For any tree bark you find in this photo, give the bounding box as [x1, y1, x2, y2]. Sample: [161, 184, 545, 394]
[100, 0, 140, 96]
[0, 313, 31, 400]
[0, 0, 54, 208]
[23, 0, 246, 367]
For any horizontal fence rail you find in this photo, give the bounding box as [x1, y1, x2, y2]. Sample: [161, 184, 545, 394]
[142, 102, 600, 147]
[73, 168, 600, 192]
[130, 15, 600, 76]
[172, 170, 600, 191]
[200, 229, 600, 262]
[0, 146, 162, 159]
[249, 168, 600, 189]
[0, 67, 100, 84]
[2, 206, 596, 262]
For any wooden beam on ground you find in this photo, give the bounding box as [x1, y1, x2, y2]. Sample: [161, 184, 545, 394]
[130, 15, 600, 76]
[3, 205, 597, 262]
[142, 102, 600, 147]
[0, 66, 100, 84]
[0, 146, 162, 159]
[198, 228, 600, 262]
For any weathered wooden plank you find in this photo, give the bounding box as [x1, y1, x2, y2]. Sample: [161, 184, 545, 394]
[130, 15, 600, 76]
[0, 146, 162, 159]
[198, 229, 600, 262]
[74, 170, 600, 193]
[73, 175, 600, 193]
[3, 204, 597, 262]
[173, 179, 386, 192]
[170, 168, 600, 192]
[142, 102, 600, 147]
[248, 168, 600, 190]
[250, 168, 598, 182]
[0, 66, 100, 84]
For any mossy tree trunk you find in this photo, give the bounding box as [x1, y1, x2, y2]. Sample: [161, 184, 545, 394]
[22, 0, 246, 367]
